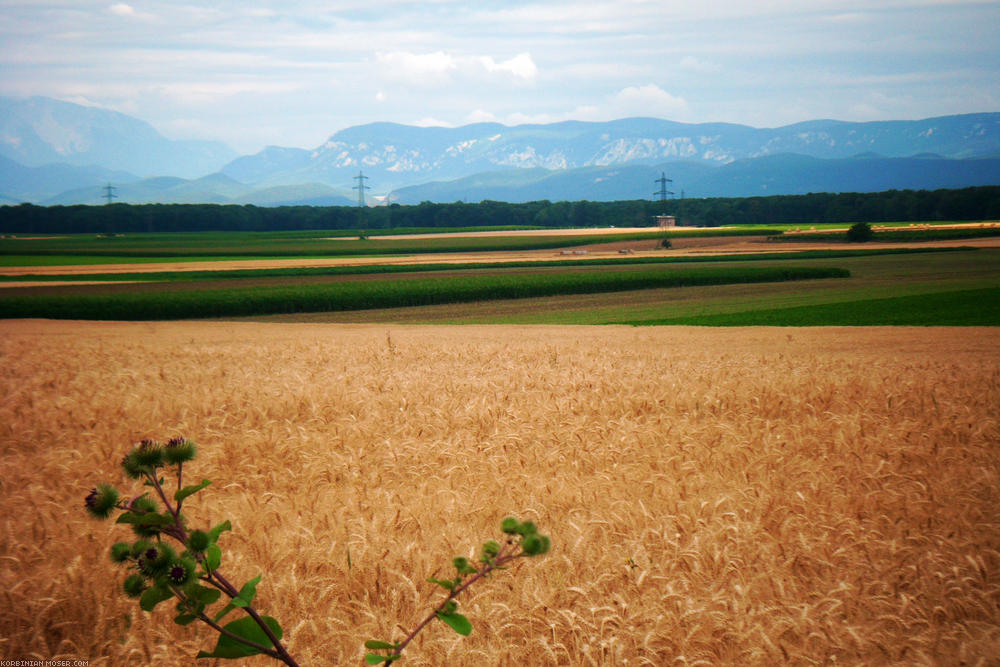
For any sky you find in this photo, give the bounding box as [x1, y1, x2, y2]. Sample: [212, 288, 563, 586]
[1, 0, 998, 154]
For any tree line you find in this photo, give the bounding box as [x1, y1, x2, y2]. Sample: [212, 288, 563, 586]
[1, 186, 998, 234]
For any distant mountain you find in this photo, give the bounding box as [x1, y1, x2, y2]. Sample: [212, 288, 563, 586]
[0, 154, 139, 203]
[0, 96, 237, 178]
[224, 113, 1000, 194]
[3, 102, 1000, 205]
[41, 173, 354, 207]
[393, 154, 1000, 203]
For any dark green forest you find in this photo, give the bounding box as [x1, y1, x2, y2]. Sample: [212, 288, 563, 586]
[2, 186, 998, 234]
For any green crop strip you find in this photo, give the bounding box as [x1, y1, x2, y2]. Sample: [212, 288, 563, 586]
[622, 286, 1000, 327]
[0, 266, 848, 320]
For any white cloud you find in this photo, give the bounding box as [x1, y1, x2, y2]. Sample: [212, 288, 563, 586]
[480, 53, 538, 80]
[609, 84, 689, 118]
[376, 51, 457, 85]
[107, 3, 134, 17]
[376, 50, 539, 87]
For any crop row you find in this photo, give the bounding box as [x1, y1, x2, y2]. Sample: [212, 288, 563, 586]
[625, 286, 1000, 326]
[0, 265, 849, 320]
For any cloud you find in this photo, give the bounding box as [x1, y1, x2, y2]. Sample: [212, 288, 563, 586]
[480, 53, 538, 80]
[107, 3, 134, 17]
[376, 51, 458, 85]
[609, 84, 689, 118]
[376, 50, 539, 87]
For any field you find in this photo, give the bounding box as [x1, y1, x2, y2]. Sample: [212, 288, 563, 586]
[1, 321, 998, 665]
[1, 224, 999, 324]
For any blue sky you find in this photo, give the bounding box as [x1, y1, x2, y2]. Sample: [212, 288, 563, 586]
[1, 1, 998, 153]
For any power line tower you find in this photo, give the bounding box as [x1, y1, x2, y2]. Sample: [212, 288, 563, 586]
[353, 171, 370, 207]
[103, 183, 118, 205]
[654, 172, 674, 201]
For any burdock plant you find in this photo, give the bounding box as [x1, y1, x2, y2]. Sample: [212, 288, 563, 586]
[86, 437, 550, 665]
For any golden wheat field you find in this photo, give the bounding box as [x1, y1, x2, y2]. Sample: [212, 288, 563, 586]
[1, 320, 999, 666]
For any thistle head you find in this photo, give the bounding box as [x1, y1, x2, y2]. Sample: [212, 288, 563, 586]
[84, 484, 120, 519]
[167, 558, 196, 586]
[186, 529, 211, 553]
[123, 574, 147, 598]
[109, 542, 132, 564]
[164, 437, 197, 465]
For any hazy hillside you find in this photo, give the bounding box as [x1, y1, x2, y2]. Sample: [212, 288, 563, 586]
[0, 96, 236, 178]
[393, 154, 1000, 203]
[41, 174, 354, 207]
[0, 154, 139, 203]
[227, 114, 1000, 193]
[2, 99, 999, 205]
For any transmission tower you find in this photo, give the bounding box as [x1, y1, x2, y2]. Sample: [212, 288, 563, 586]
[654, 172, 674, 201]
[103, 183, 118, 205]
[353, 171, 370, 207]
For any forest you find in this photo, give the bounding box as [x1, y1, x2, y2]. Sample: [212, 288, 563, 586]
[1, 185, 998, 234]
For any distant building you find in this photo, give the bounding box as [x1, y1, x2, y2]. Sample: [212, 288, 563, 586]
[655, 215, 676, 228]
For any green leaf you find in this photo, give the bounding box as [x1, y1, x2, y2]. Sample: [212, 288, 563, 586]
[364, 640, 398, 650]
[237, 574, 261, 606]
[365, 654, 393, 665]
[186, 584, 222, 605]
[116, 512, 173, 527]
[204, 544, 221, 571]
[139, 585, 174, 612]
[437, 611, 472, 636]
[212, 574, 261, 622]
[195, 615, 282, 659]
[427, 577, 456, 591]
[174, 479, 211, 503]
[209, 520, 232, 542]
[174, 613, 198, 626]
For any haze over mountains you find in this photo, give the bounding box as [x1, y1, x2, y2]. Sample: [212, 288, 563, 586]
[2, 97, 999, 206]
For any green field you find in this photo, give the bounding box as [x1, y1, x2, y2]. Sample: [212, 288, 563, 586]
[0, 266, 848, 320]
[239, 248, 998, 326]
[1, 227, 997, 326]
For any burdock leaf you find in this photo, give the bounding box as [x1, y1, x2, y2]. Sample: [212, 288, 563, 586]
[213, 575, 261, 622]
[436, 611, 472, 636]
[174, 613, 198, 626]
[187, 584, 222, 605]
[174, 479, 211, 503]
[364, 640, 398, 650]
[204, 544, 222, 571]
[365, 654, 393, 665]
[195, 615, 282, 659]
[139, 585, 174, 612]
[427, 577, 456, 591]
[209, 520, 232, 542]
[237, 574, 261, 605]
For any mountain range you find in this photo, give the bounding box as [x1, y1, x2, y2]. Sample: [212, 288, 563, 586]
[1, 96, 999, 206]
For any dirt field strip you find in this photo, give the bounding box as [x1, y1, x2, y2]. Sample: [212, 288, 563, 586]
[1, 320, 998, 665]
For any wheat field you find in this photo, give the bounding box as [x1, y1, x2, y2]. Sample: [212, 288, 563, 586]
[1, 320, 998, 666]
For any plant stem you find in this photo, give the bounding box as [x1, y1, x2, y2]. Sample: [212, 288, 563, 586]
[387, 544, 526, 662]
[150, 469, 300, 667]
